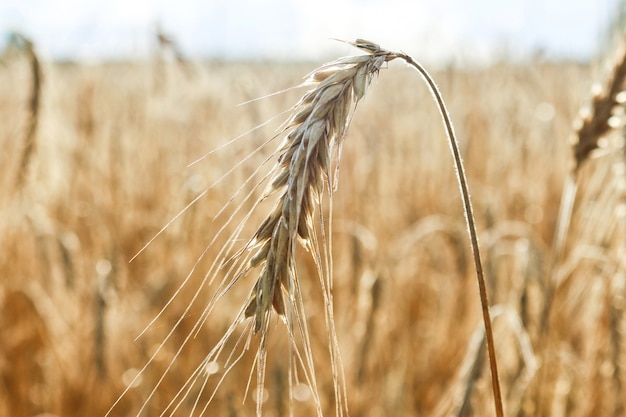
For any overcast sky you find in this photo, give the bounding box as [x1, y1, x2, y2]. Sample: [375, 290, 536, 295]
[0, 0, 620, 63]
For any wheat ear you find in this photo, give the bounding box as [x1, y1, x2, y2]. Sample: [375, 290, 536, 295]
[552, 45, 626, 267]
[553, 44, 626, 266]
[243, 46, 397, 333]
[104, 41, 400, 417]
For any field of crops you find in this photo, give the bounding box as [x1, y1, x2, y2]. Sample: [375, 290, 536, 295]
[1, 46, 625, 416]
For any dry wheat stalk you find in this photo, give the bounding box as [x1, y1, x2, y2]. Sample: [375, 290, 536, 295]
[234, 39, 503, 416]
[111, 39, 503, 417]
[242, 40, 503, 416]
[552, 43, 626, 270]
[550, 42, 626, 287]
[540, 41, 626, 416]
[548, 39, 626, 342]
[551, 45, 626, 281]
[396, 50, 504, 417]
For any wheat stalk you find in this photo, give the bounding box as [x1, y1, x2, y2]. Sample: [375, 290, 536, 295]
[550, 44, 626, 276]
[546, 41, 626, 328]
[397, 49, 504, 417]
[538, 40, 626, 416]
[110, 39, 503, 417]
[236, 39, 503, 417]
[243, 40, 503, 416]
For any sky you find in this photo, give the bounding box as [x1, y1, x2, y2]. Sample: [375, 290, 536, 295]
[0, 0, 620, 64]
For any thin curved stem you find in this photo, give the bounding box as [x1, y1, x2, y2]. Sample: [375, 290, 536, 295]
[398, 53, 504, 417]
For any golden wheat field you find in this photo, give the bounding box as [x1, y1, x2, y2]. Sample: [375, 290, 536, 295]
[2, 43, 626, 417]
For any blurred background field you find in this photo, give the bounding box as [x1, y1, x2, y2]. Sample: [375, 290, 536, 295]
[4, 43, 626, 416]
[2, 2, 626, 416]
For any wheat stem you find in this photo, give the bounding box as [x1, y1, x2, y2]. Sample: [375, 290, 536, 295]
[397, 52, 505, 417]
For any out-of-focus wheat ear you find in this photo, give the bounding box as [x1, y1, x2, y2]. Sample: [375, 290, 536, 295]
[12, 32, 42, 191]
[553, 42, 626, 276]
[573, 45, 626, 172]
[546, 42, 626, 350]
